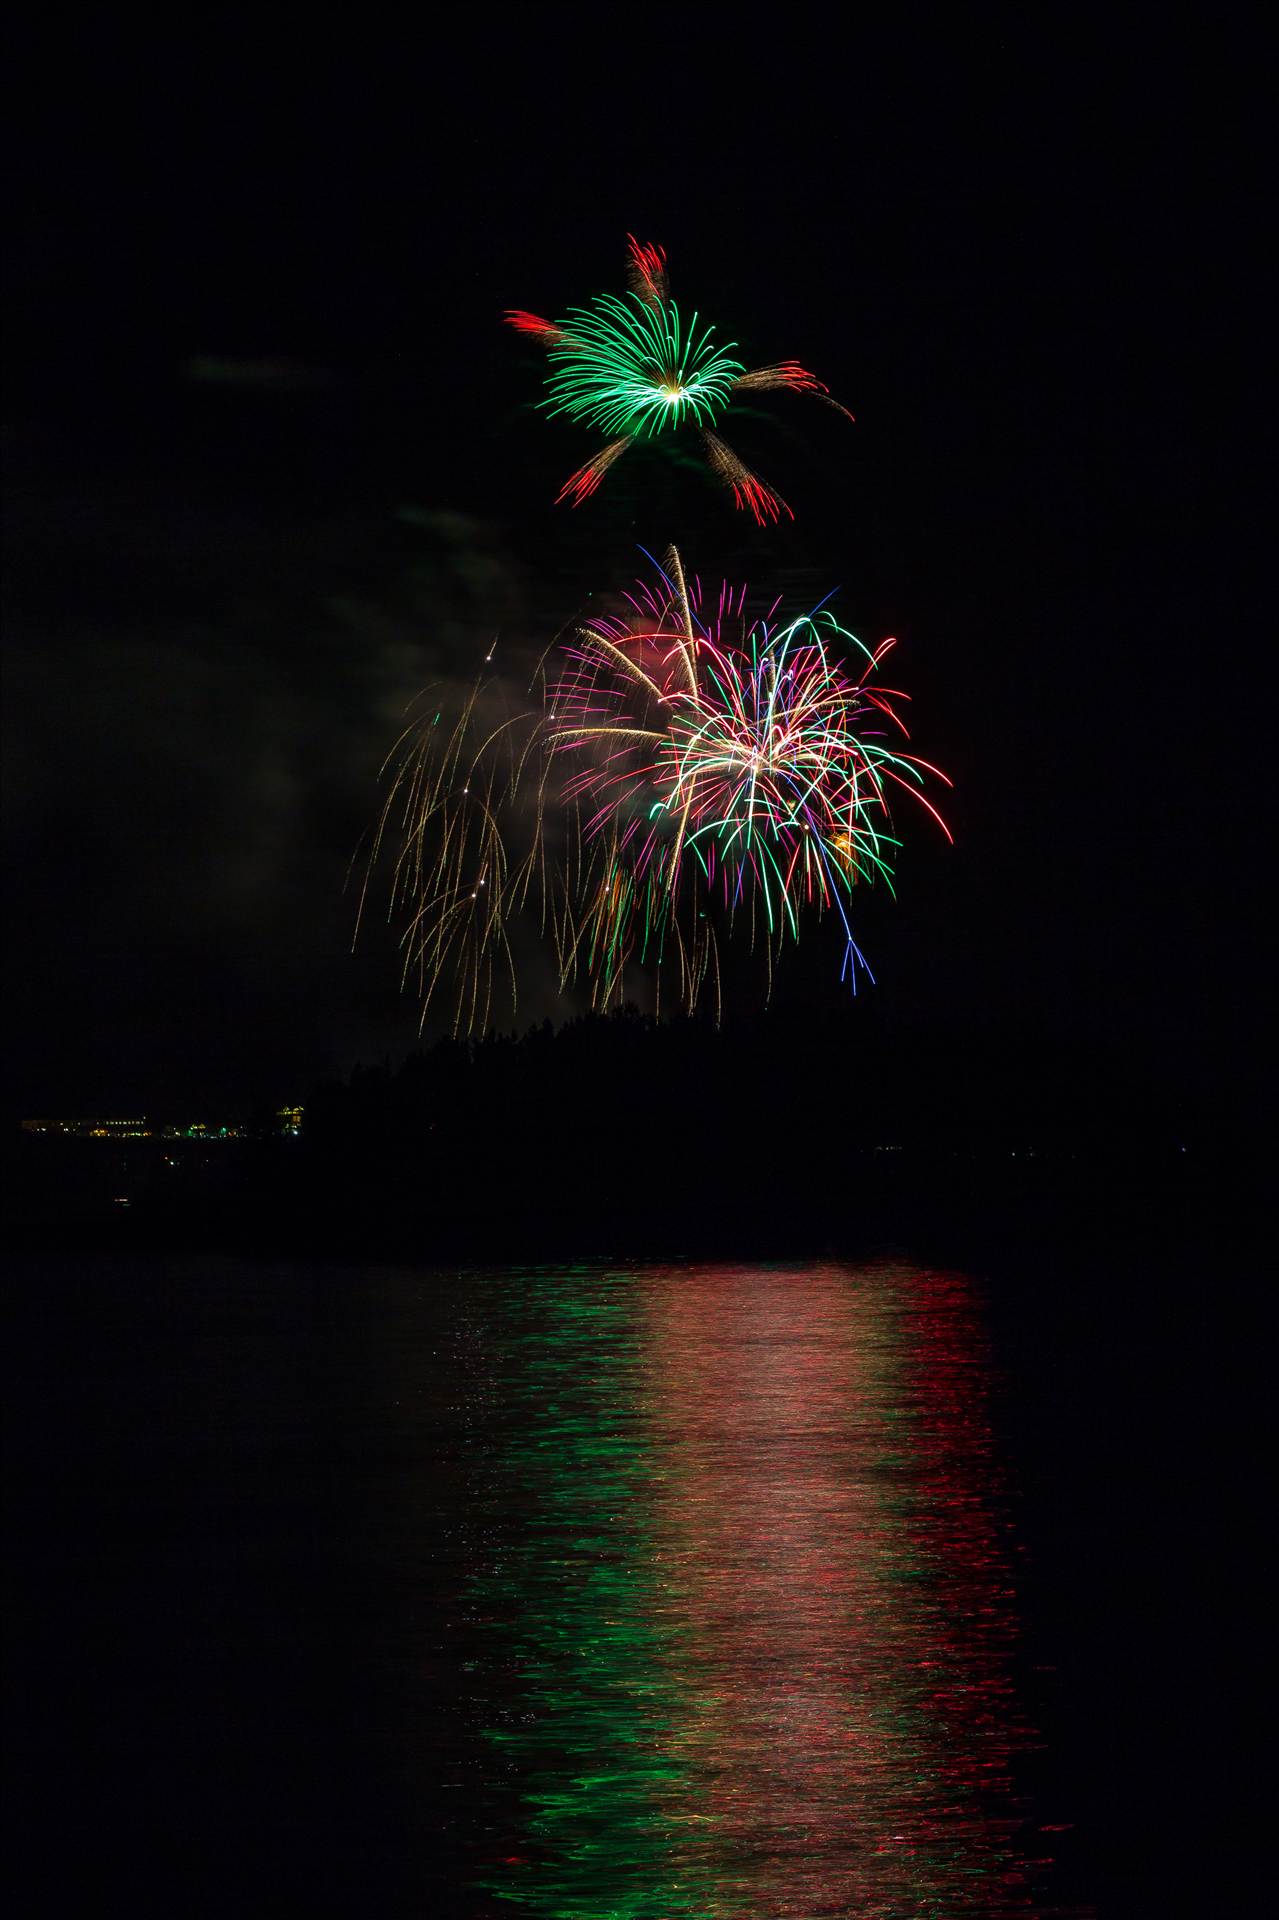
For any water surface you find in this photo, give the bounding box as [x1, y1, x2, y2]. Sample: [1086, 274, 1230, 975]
[7, 1256, 1087, 1915]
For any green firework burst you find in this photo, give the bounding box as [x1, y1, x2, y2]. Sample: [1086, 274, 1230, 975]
[544, 293, 744, 438]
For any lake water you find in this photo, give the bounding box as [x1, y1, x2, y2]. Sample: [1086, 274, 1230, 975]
[8, 1254, 1153, 1914]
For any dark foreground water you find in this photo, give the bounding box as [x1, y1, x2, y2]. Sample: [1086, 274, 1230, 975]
[5, 1251, 1230, 1915]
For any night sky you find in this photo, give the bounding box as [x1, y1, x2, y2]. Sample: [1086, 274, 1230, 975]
[4, 30, 1265, 1124]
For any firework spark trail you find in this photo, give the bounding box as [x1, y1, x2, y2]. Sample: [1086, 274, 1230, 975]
[733, 360, 857, 422]
[701, 431, 794, 527]
[354, 675, 549, 1037]
[625, 233, 669, 306]
[506, 237, 854, 517]
[361, 553, 949, 1035]
[555, 436, 633, 507]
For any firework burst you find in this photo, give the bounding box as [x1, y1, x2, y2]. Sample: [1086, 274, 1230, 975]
[545, 547, 950, 1014]
[507, 237, 854, 523]
[544, 293, 744, 438]
[362, 552, 949, 1034]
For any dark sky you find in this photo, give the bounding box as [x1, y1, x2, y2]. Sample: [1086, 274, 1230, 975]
[3, 28, 1265, 1119]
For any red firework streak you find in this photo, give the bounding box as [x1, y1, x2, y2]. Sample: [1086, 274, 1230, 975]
[625, 233, 669, 306]
[504, 309, 563, 340]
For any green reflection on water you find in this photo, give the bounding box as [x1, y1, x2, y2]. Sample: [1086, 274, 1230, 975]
[475, 1272, 715, 1917]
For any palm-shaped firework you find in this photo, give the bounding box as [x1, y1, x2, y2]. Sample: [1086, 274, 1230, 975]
[507, 237, 853, 523]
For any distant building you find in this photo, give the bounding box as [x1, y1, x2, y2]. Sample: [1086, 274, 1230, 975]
[158, 1123, 245, 1140]
[21, 1117, 246, 1140]
[277, 1105, 304, 1136]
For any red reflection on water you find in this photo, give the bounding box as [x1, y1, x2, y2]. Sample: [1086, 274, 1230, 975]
[638, 1261, 1038, 1917]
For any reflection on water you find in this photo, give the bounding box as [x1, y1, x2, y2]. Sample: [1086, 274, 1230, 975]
[468, 1262, 1040, 1917]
